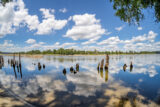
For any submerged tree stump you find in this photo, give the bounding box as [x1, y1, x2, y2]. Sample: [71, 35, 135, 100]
[76, 63, 79, 71]
[100, 59, 104, 70]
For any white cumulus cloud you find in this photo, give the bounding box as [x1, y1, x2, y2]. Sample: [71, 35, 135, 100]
[64, 13, 106, 41]
[36, 8, 68, 35]
[0, 0, 68, 37]
[97, 36, 121, 45]
[25, 39, 36, 44]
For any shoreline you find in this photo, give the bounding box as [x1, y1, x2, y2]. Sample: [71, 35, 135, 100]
[0, 53, 158, 57]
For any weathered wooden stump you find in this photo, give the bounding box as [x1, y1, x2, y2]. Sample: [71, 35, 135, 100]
[130, 62, 133, 72]
[105, 63, 109, 70]
[123, 64, 127, 71]
[76, 63, 79, 71]
[70, 66, 74, 72]
[43, 64, 45, 69]
[38, 62, 41, 70]
[63, 68, 66, 75]
[100, 59, 104, 70]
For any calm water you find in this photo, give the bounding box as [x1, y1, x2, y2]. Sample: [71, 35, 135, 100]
[0, 54, 160, 107]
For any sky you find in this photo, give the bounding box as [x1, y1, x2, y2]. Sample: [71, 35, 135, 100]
[0, 0, 160, 52]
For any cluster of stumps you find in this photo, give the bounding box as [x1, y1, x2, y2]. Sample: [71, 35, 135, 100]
[97, 54, 109, 71]
[8, 53, 22, 79]
[123, 62, 133, 72]
[62, 63, 79, 75]
[37, 62, 45, 71]
[97, 54, 134, 72]
[97, 54, 109, 82]
[0, 56, 4, 69]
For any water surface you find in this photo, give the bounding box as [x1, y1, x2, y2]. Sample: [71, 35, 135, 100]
[0, 54, 160, 107]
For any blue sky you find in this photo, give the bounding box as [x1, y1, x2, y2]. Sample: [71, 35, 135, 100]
[0, 0, 160, 52]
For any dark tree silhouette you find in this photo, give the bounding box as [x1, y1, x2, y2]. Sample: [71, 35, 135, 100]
[0, 0, 12, 6]
[110, 0, 160, 25]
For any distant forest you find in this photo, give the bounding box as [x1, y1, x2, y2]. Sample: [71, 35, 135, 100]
[1, 48, 159, 55]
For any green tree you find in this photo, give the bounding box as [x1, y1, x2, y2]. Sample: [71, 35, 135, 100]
[0, 0, 12, 6]
[110, 0, 160, 25]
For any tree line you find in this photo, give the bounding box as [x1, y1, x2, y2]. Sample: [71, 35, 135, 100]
[15, 48, 160, 55]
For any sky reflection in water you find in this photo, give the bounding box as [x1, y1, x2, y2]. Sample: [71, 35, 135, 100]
[0, 54, 160, 107]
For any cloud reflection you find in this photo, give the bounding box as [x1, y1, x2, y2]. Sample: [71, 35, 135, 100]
[0, 54, 159, 106]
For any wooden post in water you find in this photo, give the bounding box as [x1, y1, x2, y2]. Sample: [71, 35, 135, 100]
[105, 54, 109, 70]
[130, 61, 133, 72]
[13, 53, 15, 63]
[19, 53, 21, 64]
[76, 63, 79, 71]
[123, 64, 127, 71]
[70, 66, 74, 72]
[63, 68, 67, 75]
[100, 59, 104, 70]
[106, 54, 109, 64]
[13, 53, 15, 69]
[38, 62, 41, 71]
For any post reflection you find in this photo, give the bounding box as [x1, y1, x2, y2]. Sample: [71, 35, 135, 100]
[13, 63, 17, 79]
[97, 67, 109, 82]
[0, 55, 160, 107]
[105, 68, 108, 82]
[19, 63, 22, 79]
[97, 66, 99, 74]
[100, 68, 103, 78]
